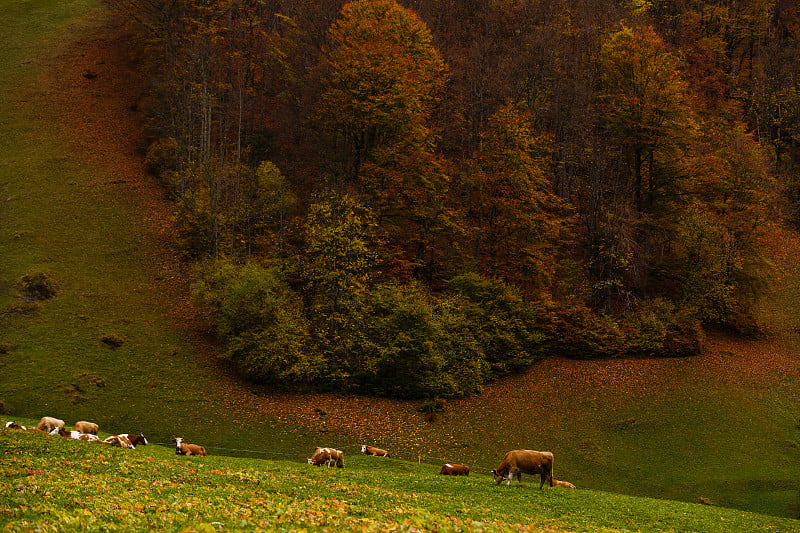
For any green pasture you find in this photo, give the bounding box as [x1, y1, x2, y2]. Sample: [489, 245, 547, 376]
[2, 426, 798, 532]
[1, 0, 800, 527]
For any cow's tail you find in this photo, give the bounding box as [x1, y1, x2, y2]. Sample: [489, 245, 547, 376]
[547, 456, 555, 487]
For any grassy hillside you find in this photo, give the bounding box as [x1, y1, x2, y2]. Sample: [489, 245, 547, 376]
[2, 423, 798, 532]
[1, 0, 800, 526]
[0, 0, 329, 451]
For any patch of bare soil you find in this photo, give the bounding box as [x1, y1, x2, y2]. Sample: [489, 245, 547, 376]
[43, 10, 800, 452]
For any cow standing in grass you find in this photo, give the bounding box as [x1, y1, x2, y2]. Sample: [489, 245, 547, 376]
[36, 416, 65, 433]
[308, 447, 344, 468]
[74, 421, 99, 434]
[491, 449, 554, 489]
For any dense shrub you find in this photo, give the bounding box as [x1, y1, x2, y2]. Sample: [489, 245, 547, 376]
[193, 262, 704, 397]
[192, 261, 315, 385]
[535, 300, 627, 358]
[144, 137, 177, 176]
[354, 282, 487, 398]
[447, 273, 546, 375]
[624, 299, 704, 357]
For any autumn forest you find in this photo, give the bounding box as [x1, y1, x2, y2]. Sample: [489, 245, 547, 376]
[109, 0, 800, 398]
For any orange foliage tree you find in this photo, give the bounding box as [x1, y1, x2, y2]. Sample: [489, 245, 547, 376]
[463, 104, 572, 296]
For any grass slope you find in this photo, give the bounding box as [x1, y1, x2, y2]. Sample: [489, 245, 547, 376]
[2, 0, 800, 527]
[2, 424, 798, 532]
[0, 0, 329, 454]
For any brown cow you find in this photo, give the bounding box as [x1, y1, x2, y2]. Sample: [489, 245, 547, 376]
[308, 447, 344, 468]
[491, 449, 554, 489]
[552, 479, 576, 489]
[173, 437, 207, 456]
[35, 416, 65, 433]
[361, 444, 389, 457]
[439, 463, 469, 476]
[74, 421, 99, 434]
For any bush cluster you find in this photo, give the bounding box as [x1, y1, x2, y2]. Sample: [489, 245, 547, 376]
[194, 261, 704, 398]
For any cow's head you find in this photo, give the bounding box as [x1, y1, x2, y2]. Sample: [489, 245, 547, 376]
[491, 469, 505, 485]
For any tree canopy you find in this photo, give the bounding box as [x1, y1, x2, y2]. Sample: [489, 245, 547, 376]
[113, 0, 793, 398]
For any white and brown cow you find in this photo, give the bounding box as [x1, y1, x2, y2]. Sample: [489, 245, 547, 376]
[51, 427, 80, 438]
[74, 421, 99, 435]
[35, 416, 65, 433]
[552, 479, 576, 489]
[103, 434, 135, 449]
[104, 433, 148, 449]
[491, 449, 554, 489]
[361, 444, 389, 457]
[173, 437, 207, 456]
[308, 447, 344, 468]
[51, 427, 102, 442]
[439, 463, 470, 476]
[5, 421, 43, 432]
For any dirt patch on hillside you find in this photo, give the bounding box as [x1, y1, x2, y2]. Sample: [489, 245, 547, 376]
[41, 10, 800, 452]
[38, 13, 201, 339]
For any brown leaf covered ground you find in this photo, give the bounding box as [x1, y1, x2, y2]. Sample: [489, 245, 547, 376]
[40, 12, 800, 465]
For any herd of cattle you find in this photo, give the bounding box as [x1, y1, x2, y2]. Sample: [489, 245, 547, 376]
[4, 416, 196, 455]
[6, 416, 576, 489]
[294, 439, 575, 489]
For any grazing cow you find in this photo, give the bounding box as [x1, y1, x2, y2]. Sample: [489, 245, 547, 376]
[491, 449, 554, 489]
[173, 437, 207, 456]
[439, 463, 470, 476]
[308, 447, 344, 468]
[74, 421, 99, 435]
[361, 444, 389, 457]
[552, 479, 576, 489]
[35, 416, 65, 433]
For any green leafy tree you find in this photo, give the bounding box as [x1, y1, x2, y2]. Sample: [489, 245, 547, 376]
[357, 282, 486, 398]
[239, 161, 296, 257]
[192, 261, 317, 384]
[298, 192, 381, 338]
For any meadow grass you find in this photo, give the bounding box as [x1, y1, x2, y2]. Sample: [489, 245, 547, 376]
[0, 0, 329, 454]
[1, 0, 800, 527]
[2, 425, 798, 532]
